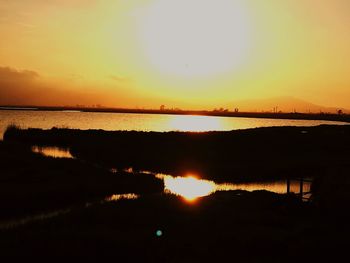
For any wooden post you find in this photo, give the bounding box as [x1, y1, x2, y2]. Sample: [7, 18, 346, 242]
[299, 177, 303, 199]
[287, 178, 290, 194]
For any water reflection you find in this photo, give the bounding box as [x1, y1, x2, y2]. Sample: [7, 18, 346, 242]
[1, 194, 139, 229]
[105, 193, 139, 202]
[217, 180, 311, 194]
[0, 208, 71, 230]
[32, 146, 73, 159]
[163, 175, 216, 201]
[1, 110, 347, 139]
[156, 173, 311, 202]
[168, 115, 223, 132]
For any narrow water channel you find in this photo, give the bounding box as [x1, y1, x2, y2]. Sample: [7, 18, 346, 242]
[32, 145, 312, 201]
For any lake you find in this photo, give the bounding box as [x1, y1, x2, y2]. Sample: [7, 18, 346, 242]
[0, 109, 347, 139]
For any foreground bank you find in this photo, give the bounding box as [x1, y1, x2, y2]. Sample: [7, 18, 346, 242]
[1, 125, 350, 262]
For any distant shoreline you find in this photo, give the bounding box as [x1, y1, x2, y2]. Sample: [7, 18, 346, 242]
[1, 105, 350, 123]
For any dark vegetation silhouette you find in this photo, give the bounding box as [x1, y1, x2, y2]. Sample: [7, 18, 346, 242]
[1, 125, 350, 262]
[0, 140, 163, 220]
[1, 189, 349, 262]
[4, 125, 350, 182]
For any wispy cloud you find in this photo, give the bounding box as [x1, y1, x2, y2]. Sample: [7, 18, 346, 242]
[109, 74, 129, 82]
[0, 66, 133, 107]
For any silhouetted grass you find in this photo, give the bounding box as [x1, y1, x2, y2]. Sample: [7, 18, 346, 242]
[4, 125, 350, 182]
[0, 141, 163, 220]
[2, 125, 350, 262]
[1, 190, 347, 262]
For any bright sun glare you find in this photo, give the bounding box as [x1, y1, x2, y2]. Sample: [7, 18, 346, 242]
[164, 175, 216, 202]
[169, 115, 223, 131]
[139, 0, 251, 78]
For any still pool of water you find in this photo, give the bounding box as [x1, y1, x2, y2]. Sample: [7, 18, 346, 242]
[105, 194, 140, 202]
[156, 173, 311, 202]
[0, 109, 347, 139]
[32, 146, 74, 158]
[32, 146, 311, 202]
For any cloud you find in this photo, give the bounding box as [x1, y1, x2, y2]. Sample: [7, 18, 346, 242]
[0, 66, 39, 81]
[109, 74, 129, 82]
[0, 66, 44, 105]
[0, 66, 134, 107]
[0, 66, 86, 106]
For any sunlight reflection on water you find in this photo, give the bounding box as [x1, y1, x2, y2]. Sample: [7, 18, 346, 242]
[28, 144, 312, 203]
[163, 175, 216, 201]
[32, 146, 73, 159]
[1, 110, 347, 140]
[155, 173, 311, 202]
[168, 115, 223, 132]
[105, 194, 139, 202]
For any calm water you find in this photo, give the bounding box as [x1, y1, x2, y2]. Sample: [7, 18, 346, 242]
[32, 147, 311, 202]
[32, 145, 74, 158]
[156, 172, 310, 202]
[106, 176, 310, 203]
[0, 109, 347, 139]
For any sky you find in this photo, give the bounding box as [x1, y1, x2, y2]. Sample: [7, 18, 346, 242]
[0, 0, 349, 110]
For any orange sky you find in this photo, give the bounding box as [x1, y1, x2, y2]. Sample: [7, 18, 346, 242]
[0, 0, 349, 110]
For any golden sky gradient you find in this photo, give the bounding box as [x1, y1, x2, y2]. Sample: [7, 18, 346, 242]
[0, 0, 349, 110]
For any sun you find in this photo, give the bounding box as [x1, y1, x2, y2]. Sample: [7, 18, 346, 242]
[138, 0, 251, 79]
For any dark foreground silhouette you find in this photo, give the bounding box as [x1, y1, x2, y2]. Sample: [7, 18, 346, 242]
[1, 125, 350, 262]
[1, 189, 349, 262]
[5, 124, 350, 181]
[0, 141, 163, 220]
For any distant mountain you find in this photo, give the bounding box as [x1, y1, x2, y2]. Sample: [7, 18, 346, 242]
[229, 96, 349, 114]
